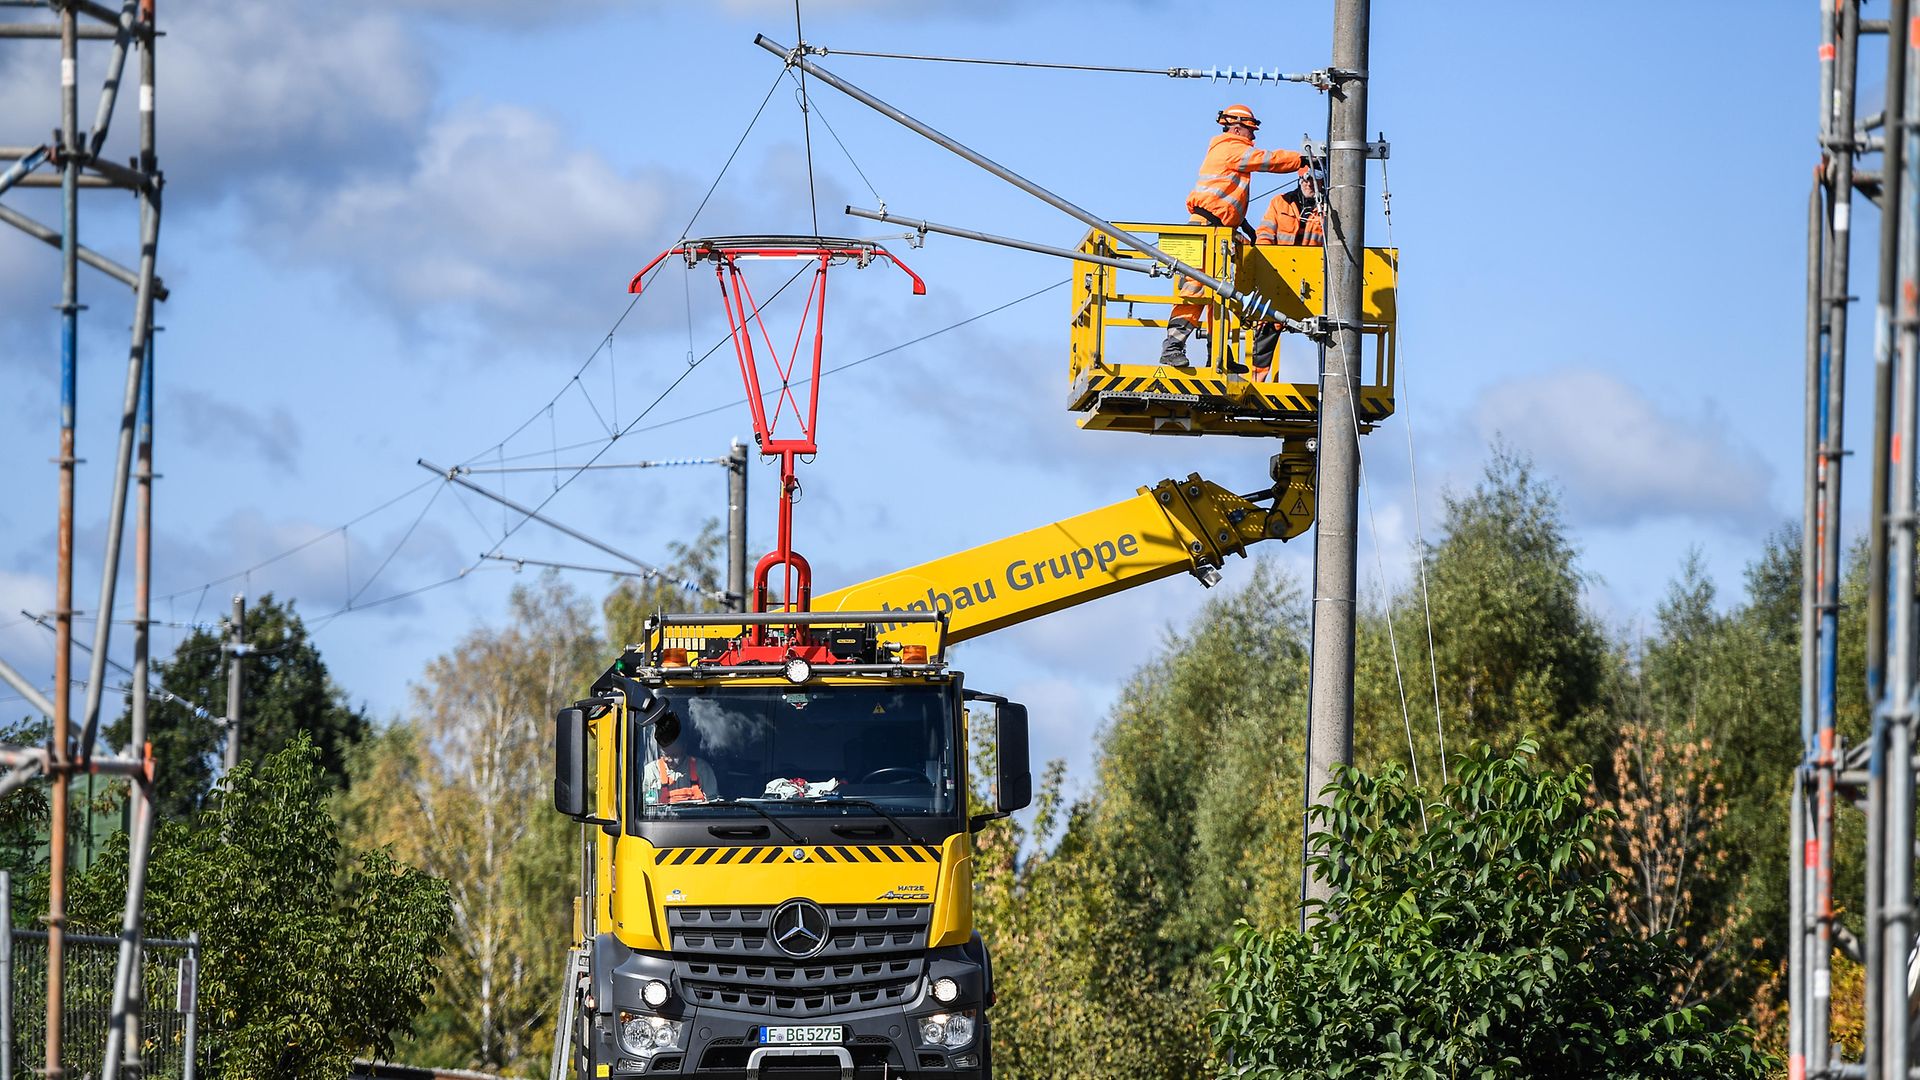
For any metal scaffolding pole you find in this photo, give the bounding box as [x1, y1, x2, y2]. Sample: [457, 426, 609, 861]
[1866, 5, 1908, 1074]
[46, 2, 80, 1069]
[77, 108, 160, 764]
[1806, 4, 1861, 1072]
[0, 2, 164, 1070]
[1796, 170, 1827, 1076]
[1301, 0, 1370, 913]
[1877, 7, 1920, 1076]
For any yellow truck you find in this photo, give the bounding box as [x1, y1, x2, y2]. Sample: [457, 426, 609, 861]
[549, 454, 1311, 1080]
[549, 207, 1397, 1077]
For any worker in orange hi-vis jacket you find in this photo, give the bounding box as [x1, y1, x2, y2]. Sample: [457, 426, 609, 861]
[1161, 104, 1310, 365]
[1246, 168, 1326, 377]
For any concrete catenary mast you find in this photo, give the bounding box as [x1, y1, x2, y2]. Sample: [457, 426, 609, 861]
[1302, 0, 1371, 910]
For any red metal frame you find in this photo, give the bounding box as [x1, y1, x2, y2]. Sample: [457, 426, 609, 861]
[630, 238, 924, 643]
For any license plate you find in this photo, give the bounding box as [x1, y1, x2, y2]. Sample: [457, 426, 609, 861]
[760, 1025, 842, 1044]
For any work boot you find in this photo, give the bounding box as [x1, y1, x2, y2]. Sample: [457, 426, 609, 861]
[1249, 323, 1281, 376]
[1160, 318, 1196, 364]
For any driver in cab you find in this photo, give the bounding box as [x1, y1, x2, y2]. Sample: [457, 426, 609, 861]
[644, 715, 719, 805]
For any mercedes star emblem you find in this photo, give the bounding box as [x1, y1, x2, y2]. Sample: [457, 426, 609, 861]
[771, 899, 831, 959]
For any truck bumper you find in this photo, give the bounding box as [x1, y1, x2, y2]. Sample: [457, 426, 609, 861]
[582, 938, 991, 1079]
[595, 1004, 988, 1078]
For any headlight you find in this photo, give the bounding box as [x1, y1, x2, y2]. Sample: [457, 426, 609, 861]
[930, 976, 959, 1003]
[619, 1012, 683, 1056]
[783, 657, 812, 683]
[915, 1009, 976, 1050]
[643, 979, 670, 1007]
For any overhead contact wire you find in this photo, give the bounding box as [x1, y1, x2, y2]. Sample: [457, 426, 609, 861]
[474, 277, 1068, 464]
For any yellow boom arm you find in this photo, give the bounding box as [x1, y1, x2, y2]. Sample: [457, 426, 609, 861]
[812, 441, 1314, 649]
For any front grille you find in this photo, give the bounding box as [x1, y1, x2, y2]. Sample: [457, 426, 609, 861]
[670, 905, 929, 1018]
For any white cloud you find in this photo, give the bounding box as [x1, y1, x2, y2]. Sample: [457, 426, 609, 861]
[0, 571, 59, 724]
[258, 103, 680, 336]
[0, 6, 431, 197]
[149, 505, 465, 622]
[171, 389, 303, 471]
[1469, 369, 1778, 531]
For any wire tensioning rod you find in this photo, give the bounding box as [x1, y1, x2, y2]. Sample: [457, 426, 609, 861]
[453, 458, 726, 475]
[844, 205, 1171, 276]
[801, 44, 1335, 87]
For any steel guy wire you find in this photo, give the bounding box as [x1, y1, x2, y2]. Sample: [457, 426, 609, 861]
[345, 480, 447, 610]
[683, 67, 789, 240]
[474, 261, 814, 564]
[244, 271, 1063, 630]
[1340, 355, 1426, 828]
[1378, 151, 1446, 784]
[794, 0, 821, 236]
[145, 476, 441, 609]
[801, 83, 884, 209]
[460, 66, 787, 469]
[477, 277, 1069, 462]
[305, 561, 514, 635]
[447, 479, 505, 543]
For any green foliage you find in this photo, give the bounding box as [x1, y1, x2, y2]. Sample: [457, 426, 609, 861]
[1207, 743, 1776, 1079]
[346, 576, 605, 1074]
[0, 717, 50, 875]
[64, 737, 451, 1079]
[1414, 448, 1609, 768]
[603, 517, 728, 647]
[108, 594, 369, 820]
[971, 560, 1310, 1080]
[351, 523, 723, 1076]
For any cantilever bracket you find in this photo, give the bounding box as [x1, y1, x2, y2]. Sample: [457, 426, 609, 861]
[1304, 137, 1391, 160]
[1303, 67, 1367, 90]
[1299, 316, 1362, 340]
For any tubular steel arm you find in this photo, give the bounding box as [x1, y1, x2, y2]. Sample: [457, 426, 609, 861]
[755, 34, 1293, 326]
[813, 446, 1315, 648]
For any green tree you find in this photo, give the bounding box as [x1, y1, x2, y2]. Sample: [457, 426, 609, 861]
[109, 594, 368, 820]
[972, 559, 1313, 1080]
[0, 717, 50, 875]
[344, 577, 603, 1074]
[62, 737, 451, 1079]
[602, 517, 728, 647]
[1413, 448, 1608, 768]
[1208, 742, 1775, 1079]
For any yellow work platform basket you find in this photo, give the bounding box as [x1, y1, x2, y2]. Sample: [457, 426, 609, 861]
[1067, 222, 1397, 437]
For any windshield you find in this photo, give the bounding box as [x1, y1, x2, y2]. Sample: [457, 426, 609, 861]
[632, 684, 959, 819]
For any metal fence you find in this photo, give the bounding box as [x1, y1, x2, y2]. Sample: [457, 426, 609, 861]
[0, 876, 198, 1080]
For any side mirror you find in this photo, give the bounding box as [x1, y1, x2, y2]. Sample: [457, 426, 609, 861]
[553, 706, 587, 819]
[995, 702, 1032, 815]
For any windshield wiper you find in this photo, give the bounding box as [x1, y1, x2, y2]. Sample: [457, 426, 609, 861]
[787, 797, 922, 843]
[674, 798, 804, 844]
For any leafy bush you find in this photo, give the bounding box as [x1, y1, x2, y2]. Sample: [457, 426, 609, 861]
[1207, 742, 1775, 1079]
[67, 736, 452, 1079]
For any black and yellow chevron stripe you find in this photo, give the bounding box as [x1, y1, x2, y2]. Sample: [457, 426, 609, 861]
[652, 844, 941, 866]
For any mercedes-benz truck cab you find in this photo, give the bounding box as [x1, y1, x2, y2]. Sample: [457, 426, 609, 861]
[554, 610, 1030, 1080]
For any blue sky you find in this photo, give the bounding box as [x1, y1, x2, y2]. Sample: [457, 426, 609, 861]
[0, 2, 1830, 791]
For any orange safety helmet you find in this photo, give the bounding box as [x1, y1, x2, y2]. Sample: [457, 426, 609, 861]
[1217, 104, 1261, 130]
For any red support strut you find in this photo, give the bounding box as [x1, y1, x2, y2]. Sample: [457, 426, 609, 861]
[630, 236, 924, 646]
